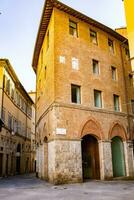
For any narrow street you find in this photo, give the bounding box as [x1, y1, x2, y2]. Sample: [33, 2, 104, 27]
[0, 174, 134, 200]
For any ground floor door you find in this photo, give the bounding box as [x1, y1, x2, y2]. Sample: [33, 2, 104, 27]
[82, 135, 100, 179]
[6, 154, 9, 176]
[111, 136, 126, 177]
[0, 153, 3, 176]
[16, 157, 21, 174]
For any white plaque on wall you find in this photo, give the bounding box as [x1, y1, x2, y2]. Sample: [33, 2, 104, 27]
[56, 128, 66, 135]
[59, 56, 65, 64]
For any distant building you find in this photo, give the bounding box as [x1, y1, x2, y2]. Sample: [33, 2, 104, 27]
[115, 27, 128, 38]
[32, 0, 134, 184]
[28, 91, 36, 172]
[0, 59, 34, 177]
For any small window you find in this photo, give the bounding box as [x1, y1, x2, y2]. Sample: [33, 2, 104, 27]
[71, 84, 81, 104]
[72, 58, 79, 70]
[69, 20, 78, 37]
[93, 59, 99, 75]
[94, 90, 102, 108]
[1, 107, 5, 123]
[90, 30, 98, 45]
[11, 88, 14, 99]
[108, 38, 114, 53]
[8, 113, 12, 130]
[131, 100, 134, 114]
[6, 79, 10, 95]
[125, 48, 130, 59]
[113, 94, 120, 111]
[111, 66, 116, 80]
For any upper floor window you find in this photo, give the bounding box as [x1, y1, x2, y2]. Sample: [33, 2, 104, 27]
[113, 94, 120, 111]
[90, 29, 98, 45]
[6, 79, 10, 95]
[131, 100, 134, 114]
[108, 38, 114, 53]
[111, 66, 117, 80]
[125, 48, 130, 59]
[94, 90, 102, 108]
[1, 107, 5, 123]
[11, 88, 14, 99]
[93, 59, 99, 75]
[71, 84, 81, 104]
[8, 113, 12, 130]
[69, 20, 78, 37]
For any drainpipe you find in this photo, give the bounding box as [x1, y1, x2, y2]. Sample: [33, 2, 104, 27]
[120, 40, 131, 140]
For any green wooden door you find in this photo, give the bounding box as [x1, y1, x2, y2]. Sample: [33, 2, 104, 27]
[111, 137, 125, 177]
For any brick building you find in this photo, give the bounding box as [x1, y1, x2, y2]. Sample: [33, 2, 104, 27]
[32, 0, 134, 184]
[0, 59, 34, 177]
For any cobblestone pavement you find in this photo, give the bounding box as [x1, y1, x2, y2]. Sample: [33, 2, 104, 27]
[0, 174, 134, 200]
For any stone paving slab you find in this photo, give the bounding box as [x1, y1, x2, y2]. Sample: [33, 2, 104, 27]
[0, 174, 134, 200]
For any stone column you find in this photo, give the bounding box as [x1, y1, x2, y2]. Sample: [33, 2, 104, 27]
[48, 139, 83, 184]
[99, 140, 113, 180]
[123, 141, 134, 177]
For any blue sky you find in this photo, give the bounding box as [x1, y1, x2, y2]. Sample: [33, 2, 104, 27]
[0, 0, 126, 92]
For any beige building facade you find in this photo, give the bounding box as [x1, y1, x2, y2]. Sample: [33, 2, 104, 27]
[0, 59, 34, 177]
[28, 91, 36, 173]
[32, 0, 134, 184]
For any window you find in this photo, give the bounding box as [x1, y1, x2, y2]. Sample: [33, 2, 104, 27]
[108, 38, 114, 53]
[94, 90, 102, 108]
[131, 100, 134, 114]
[11, 88, 14, 99]
[8, 113, 12, 130]
[125, 48, 130, 59]
[71, 84, 81, 104]
[69, 20, 78, 37]
[1, 107, 5, 123]
[6, 79, 10, 95]
[90, 30, 98, 44]
[93, 59, 99, 75]
[18, 121, 21, 134]
[72, 57, 79, 70]
[14, 119, 18, 133]
[113, 94, 120, 111]
[111, 66, 116, 80]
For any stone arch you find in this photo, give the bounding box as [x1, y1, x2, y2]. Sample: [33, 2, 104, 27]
[80, 117, 104, 140]
[109, 121, 127, 141]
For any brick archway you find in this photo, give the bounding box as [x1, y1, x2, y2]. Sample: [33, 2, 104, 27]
[80, 117, 104, 140]
[109, 121, 127, 141]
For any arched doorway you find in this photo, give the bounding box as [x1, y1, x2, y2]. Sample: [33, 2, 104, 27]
[16, 143, 21, 174]
[82, 135, 100, 179]
[111, 136, 126, 177]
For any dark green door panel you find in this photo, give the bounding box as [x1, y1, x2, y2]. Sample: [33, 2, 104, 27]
[112, 137, 125, 177]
